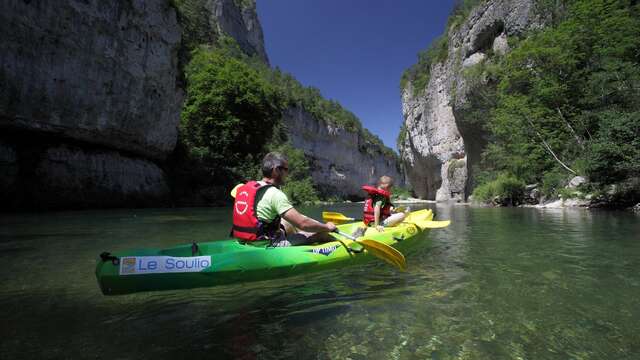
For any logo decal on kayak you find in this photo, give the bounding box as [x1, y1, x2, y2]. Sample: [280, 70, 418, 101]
[119, 256, 212, 275]
[307, 244, 341, 256]
[121, 257, 137, 274]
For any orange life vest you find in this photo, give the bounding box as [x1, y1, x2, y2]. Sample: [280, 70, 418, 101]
[232, 181, 281, 241]
[362, 185, 392, 226]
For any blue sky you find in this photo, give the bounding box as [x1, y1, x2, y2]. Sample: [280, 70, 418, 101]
[257, 0, 455, 151]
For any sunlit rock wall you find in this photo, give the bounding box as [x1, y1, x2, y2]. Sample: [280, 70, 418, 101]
[399, 0, 544, 201]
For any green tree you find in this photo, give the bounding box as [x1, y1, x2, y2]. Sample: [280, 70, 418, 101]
[180, 46, 283, 182]
[472, 0, 640, 203]
[267, 143, 319, 204]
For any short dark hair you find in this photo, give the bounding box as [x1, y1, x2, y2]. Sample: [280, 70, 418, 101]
[262, 152, 288, 177]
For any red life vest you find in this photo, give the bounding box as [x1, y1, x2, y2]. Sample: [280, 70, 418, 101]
[362, 185, 392, 225]
[232, 181, 281, 241]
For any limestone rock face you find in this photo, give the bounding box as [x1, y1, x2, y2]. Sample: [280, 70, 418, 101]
[0, 0, 183, 160]
[283, 107, 403, 198]
[0, 0, 269, 210]
[208, 0, 269, 63]
[399, 0, 543, 201]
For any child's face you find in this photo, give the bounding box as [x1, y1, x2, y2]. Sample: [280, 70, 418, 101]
[379, 181, 392, 190]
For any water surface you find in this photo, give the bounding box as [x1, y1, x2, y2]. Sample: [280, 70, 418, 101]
[1, 205, 639, 359]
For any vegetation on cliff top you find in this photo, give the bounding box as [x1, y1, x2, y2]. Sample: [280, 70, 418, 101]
[176, 43, 318, 204]
[399, 0, 485, 93]
[399, 0, 639, 206]
[176, 37, 397, 204]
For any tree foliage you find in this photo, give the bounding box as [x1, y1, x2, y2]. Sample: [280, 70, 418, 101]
[177, 38, 393, 203]
[180, 46, 283, 183]
[468, 0, 640, 203]
[270, 144, 320, 204]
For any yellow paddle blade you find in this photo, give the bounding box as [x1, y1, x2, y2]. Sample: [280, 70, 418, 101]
[413, 220, 451, 230]
[230, 184, 242, 198]
[322, 211, 356, 224]
[359, 239, 407, 271]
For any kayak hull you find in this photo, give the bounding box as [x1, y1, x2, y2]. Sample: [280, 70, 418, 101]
[96, 209, 436, 295]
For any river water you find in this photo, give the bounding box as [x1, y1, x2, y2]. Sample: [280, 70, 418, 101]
[1, 204, 639, 359]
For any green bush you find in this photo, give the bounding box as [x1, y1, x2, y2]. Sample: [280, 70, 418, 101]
[541, 170, 567, 197]
[281, 178, 319, 205]
[392, 187, 412, 201]
[472, 174, 525, 206]
[467, 0, 640, 204]
[180, 46, 283, 183]
[586, 111, 640, 185]
[267, 143, 319, 204]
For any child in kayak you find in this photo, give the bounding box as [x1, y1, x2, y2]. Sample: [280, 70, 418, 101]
[354, 176, 408, 236]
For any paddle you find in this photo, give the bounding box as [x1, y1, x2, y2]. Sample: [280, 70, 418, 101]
[322, 211, 450, 229]
[322, 211, 357, 224]
[333, 230, 406, 271]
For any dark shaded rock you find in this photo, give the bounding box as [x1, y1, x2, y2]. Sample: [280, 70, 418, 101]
[32, 145, 170, 209]
[0, 141, 19, 200]
[0, 0, 183, 160]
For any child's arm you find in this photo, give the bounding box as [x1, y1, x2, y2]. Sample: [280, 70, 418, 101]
[374, 203, 384, 231]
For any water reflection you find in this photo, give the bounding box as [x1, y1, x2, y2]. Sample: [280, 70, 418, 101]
[1, 205, 639, 359]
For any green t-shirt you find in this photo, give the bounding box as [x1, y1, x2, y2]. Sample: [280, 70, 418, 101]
[255, 185, 293, 223]
[373, 194, 391, 209]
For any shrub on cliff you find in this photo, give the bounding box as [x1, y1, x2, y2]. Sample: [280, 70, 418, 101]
[267, 143, 319, 204]
[472, 174, 525, 206]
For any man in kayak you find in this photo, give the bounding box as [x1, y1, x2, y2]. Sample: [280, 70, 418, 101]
[232, 152, 337, 247]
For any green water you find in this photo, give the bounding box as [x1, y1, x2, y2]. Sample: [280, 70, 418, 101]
[1, 205, 639, 359]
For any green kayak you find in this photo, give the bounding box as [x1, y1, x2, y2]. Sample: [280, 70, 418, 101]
[95, 209, 447, 295]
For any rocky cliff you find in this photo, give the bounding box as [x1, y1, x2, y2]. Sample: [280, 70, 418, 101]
[0, 0, 267, 210]
[283, 107, 402, 198]
[399, 0, 544, 201]
[176, 0, 269, 63]
[209, 0, 269, 63]
[1, 0, 399, 209]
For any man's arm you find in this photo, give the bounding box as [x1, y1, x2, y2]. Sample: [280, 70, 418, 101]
[282, 208, 336, 233]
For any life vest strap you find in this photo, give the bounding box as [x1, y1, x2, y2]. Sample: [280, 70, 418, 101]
[232, 225, 260, 234]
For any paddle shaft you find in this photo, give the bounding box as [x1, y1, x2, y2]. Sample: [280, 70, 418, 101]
[334, 230, 358, 241]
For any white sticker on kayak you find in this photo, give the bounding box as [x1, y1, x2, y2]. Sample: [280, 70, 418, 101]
[119, 256, 212, 275]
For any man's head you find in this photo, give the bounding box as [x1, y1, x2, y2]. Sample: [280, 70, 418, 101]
[378, 175, 394, 190]
[262, 152, 289, 186]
